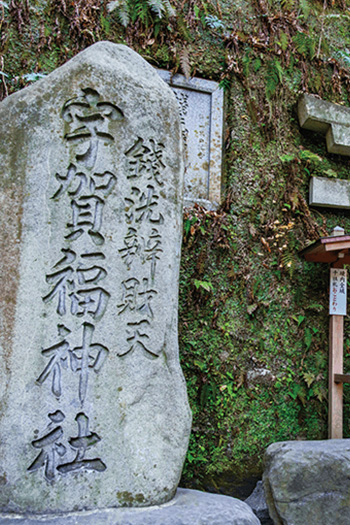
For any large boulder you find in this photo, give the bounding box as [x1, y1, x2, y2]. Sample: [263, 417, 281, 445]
[263, 439, 350, 524]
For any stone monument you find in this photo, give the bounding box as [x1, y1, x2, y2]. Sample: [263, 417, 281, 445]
[0, 41, 191, 514]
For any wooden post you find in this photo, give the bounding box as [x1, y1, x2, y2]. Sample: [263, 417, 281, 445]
[329, 261, 344, 439]
[329, 314, 344, 438]
[300, 228, 350, 439]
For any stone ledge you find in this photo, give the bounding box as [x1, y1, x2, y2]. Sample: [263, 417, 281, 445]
[309, 176, 350, 209]
[0, 489, 261, 525]
[298, 94, 350, 156]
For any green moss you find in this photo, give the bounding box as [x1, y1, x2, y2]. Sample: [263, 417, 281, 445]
[116, 491, 146, 506]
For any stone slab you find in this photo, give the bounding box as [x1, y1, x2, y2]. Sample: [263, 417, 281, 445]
[263, 439, 350, 525]
[309, 175, 350, 208]
[298, 94, 350, 156]
[157, 70, 224, 210]
[0, 489, 261, 525]
[0, 41, 191, 513]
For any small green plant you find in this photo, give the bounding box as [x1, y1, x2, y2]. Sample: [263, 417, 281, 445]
[293, 31, 316, 59]
[194, 279, 214, 292]
[107, 0, 175, 27]
[205, 14, 224, 30]
[265, 57, 284, 99]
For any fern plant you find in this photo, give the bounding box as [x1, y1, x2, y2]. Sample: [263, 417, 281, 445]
[293, 31, 316, 59]
[107, 0, 175, 27]
[265, 57, 284, 99]
[281, 251, 299, 278]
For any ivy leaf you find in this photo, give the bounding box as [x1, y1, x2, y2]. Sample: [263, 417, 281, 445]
[292, 314, 305, 326]
[194, 359, 207, 371]
[323, 168, 338, 178]
[299, 149, 322, 162]
[280, 153, 296, 162]
[194, 279, 214, 292]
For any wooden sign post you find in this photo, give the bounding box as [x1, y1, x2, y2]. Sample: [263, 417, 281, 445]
[300, 227, 350, 438]
[329, 266, 347, 438]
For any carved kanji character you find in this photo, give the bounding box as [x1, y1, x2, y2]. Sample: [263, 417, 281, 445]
[36, 325, 71, 398]
[119, 227, 140, 268]
[70, 287, 110, 320]
[70, 322, 109, 406]
[43, 266, 75, 316]
[125, 138, 165, 186]
[137, 278, 157, 319]
[125, 185, 164, 224]
[118, 320, 158, 359]
[28, 411, 66, 482]
[66, 194, 105, 245]
[52, 166, 117, 201]
[118, 277, 157, 318]
[62, 87, 123, 168]
[57, 412, 106, 474]
[117, 277, 140, 314]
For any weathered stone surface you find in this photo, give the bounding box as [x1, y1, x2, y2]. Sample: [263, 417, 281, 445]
[245, 481, 273, 525]
[309, 175, 350, 209]
[0, 41, 191, 513]
[263, 439, 350, 525]
[298, 93, 350, 156]
[246, 369, 276, 387]
[0, 489, 261, 525]
[157, 70, 224, 210]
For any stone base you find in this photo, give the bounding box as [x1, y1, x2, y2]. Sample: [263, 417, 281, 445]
[0, 489, 261, 525]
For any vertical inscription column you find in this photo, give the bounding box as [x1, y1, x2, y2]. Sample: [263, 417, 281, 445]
[28, 88, 123, 480]
[117, 138, 165, 359]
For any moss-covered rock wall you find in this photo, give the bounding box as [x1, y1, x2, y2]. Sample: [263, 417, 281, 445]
[3, 0, 350, 500]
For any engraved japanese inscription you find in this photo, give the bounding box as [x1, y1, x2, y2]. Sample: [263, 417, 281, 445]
[28, 88, 117, 481]
[0, 42, 191, 513]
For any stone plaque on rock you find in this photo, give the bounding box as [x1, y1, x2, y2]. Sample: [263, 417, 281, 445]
[0, 42, 191, 514]
[157, 70, 224, 210]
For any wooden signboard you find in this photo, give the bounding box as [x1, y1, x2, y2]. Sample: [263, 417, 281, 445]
[300, 229, 350, 439]
[329, 269, 347, 316]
